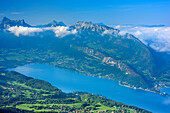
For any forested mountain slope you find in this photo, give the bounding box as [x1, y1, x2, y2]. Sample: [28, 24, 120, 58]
[0, 17, 169, 93]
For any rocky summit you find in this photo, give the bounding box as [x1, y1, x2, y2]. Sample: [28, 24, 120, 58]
[0, 17, 31, 29]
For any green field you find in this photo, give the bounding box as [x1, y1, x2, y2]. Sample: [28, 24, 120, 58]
[0, 71, 151, 113]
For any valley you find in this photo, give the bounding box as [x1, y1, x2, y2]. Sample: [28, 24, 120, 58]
[0, 17, 170, 112]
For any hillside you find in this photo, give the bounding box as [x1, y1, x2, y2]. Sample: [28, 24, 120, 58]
[0, 71, 150, 113]
[0, 17, 169, 92]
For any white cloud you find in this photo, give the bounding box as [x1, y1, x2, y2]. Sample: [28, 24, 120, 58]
[8, 26, 43, 36]
[102, 30, 114, 35]
[113, 25, 170, 52]
[118, 31, 127, 36]
[7, 25, 170, 52]
[102, 29, 118, 36]
[43, 26, 77, 37]
[7, 26, 77, 37]
[11, 12, 23, 14]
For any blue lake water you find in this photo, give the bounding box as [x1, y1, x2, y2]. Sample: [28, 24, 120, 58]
[8, 64, 170, 113]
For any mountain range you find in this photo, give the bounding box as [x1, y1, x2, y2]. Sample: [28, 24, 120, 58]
[0, 17, 169, 94]
[0, 17, 66, 29]
[35, 20, 66, 27]
[0, 17, 31, 29]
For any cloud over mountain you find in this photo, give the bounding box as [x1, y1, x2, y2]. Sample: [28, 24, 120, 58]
[43, 26, 77, 37]
[7, 26, 77, 37]
[114, 25, 170, 52]
[8, 26, 43, 36]
[102, 29, 115, 36]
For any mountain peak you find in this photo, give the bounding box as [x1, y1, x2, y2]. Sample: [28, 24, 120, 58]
[20, 19, 25, 24]
[74, 21, 93, 26]
[72, 21, 114, 32]
[50, 20, 66, 27]
[1, 17, 25, 24]
[73, 21, 98, 29]
[0, 17, 31, 29]
[36, 20, 66, 27]
[1, 17, 11, 23]
[52, 20, 57, 23]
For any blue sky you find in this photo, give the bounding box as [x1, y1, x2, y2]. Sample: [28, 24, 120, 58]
[0, 0, 170, 25]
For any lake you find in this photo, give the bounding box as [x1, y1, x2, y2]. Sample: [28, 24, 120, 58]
[8, 63, 170, 113]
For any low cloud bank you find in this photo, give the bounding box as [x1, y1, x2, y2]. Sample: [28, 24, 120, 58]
[113, 25, 170, 52]
[44, 27, 77, 37]
[7, 25, 170, 52]
[8, 26, 43, 36]
[102, 29, 115, 35]
[8, 26, 77, 38]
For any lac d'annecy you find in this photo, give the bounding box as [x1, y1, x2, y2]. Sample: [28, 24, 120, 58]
[8, 64, 170, 113]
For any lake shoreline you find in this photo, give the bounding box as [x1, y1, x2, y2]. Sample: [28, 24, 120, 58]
[3, 63, 169, 96]
[118, 81, 169, 96]
[7, 63, 170, 113]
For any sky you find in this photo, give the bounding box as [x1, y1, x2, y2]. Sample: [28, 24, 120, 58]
[0, 0, 170, 26]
